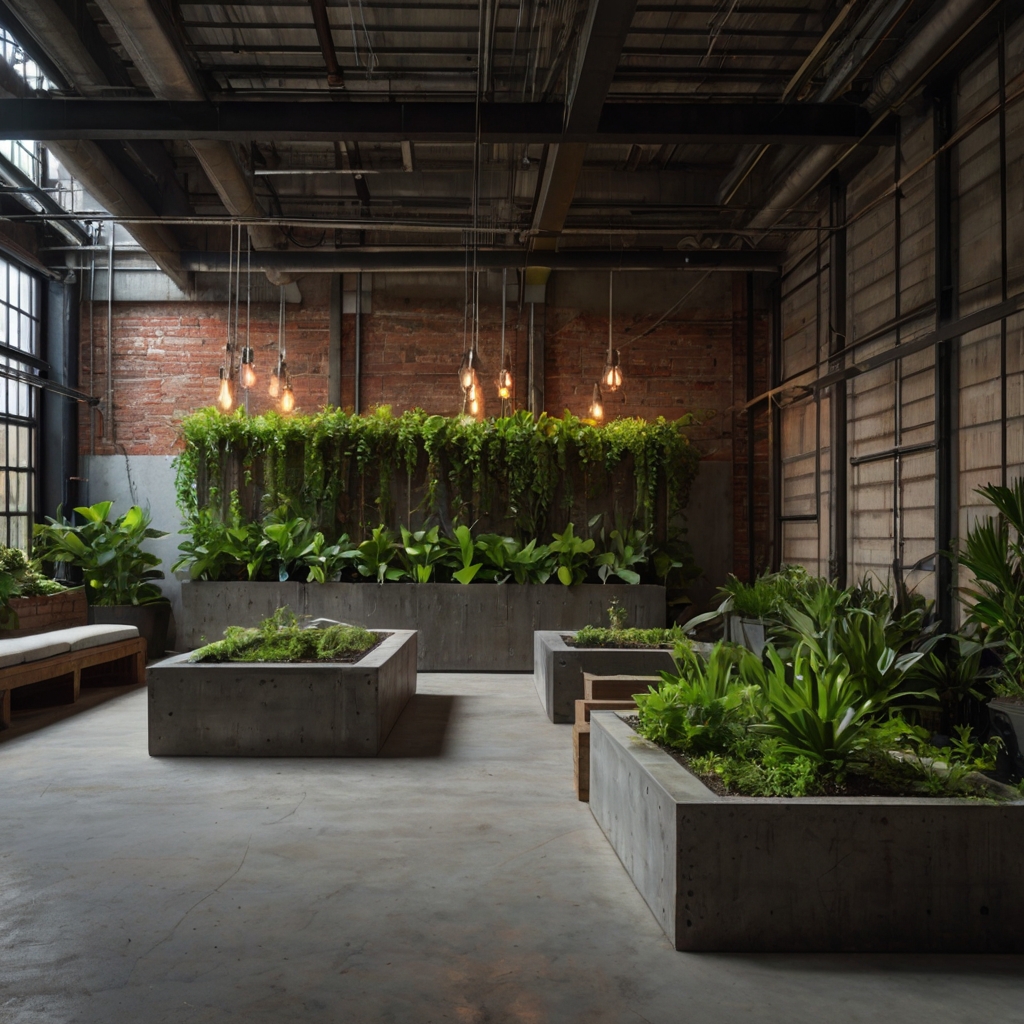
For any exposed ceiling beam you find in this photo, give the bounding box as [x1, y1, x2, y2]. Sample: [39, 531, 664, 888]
[91, 0, 288, 263]
[182, 248, 783, 273]
[0, 99, 898, 144]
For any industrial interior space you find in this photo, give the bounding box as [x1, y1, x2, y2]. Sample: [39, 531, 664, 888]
[1, 0, 1024, 1021]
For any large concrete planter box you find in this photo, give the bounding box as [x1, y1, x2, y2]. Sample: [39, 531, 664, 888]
[589, 711, 1024, 952]
[180, 581, 665, 672]
[533, 631, 676, 724]
[147, 629, 416, 757]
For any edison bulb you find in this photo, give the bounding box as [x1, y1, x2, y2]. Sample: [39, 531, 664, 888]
[469, 395, 480, 416]
[602, 362, 623, 391]
[241, 361, 257, 389]
[280, 383, 295, 414]
[217, 375, 233, 412]
[458, 351, 476, 390]
[588, 383, 604, 422]
[268, 370, 280, 399]
[498, 367, 513, 400]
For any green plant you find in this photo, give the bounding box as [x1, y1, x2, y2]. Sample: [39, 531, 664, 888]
[399, 525, 445, 583]
[634, 642, 760, 754]
[959, 477, 1024, 695]
[173, 498, 264, 581]
[549, 523, 595, 586]
[191, 607, 378, 663]
[607, 597, 628, 631]
[595, 528, 649, 585]
[356, 525, 406, 584]
[475, 533, 554, 584]
[443, 525, 484, 584]
[33, 501, 167, 606]
[572, 624, 689, 648]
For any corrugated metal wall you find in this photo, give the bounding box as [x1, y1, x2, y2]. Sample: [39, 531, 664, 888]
[775, 18, 1024, 616]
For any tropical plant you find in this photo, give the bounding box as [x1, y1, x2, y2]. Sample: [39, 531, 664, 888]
[475, 533, 554, 584]
[356, 525, 406, 584]
[634, 642, 759, 754]
[443, 524, 483, 584]
[595, 528, 650, 584]
[959, 477, 1024, 695]
[549, 523, 595, 586]
[173, 498, 264, 581]
[399, 525, 445, 583]
[33, 501, 167, 606]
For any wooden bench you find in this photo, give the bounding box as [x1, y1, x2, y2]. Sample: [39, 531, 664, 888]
[0, 625, 147, 729]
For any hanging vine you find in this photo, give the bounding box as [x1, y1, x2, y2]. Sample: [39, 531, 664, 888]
[175, 406, 703, 542]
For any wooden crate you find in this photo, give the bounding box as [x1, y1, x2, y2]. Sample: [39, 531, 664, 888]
[582, 672, 660, 702]
[573, 699, 636, 801]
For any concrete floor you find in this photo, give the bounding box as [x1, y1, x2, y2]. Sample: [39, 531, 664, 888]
[1, 675, 1023, 1024]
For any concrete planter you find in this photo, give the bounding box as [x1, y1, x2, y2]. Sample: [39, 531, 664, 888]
[589, 711, 1024, 952]
[179, 581, 665, 671]
[147, 629, 417, 757]
[533, 631, 676, 724]
[90, 603, 171, 660]
[724, 613, 766, 653]
[988, 698, 1024, 779]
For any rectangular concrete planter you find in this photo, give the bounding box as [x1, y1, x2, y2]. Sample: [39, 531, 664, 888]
[147, 629, 416, 757]
[533, 631, 676, 724]
[589, 711, 1024, 952]
[180, 581, 665, 672]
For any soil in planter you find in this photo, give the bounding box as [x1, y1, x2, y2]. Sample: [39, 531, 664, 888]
[619, 715, 1010, 800]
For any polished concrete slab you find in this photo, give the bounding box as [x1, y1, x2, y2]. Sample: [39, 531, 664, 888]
[1, 674, 1022, 1024]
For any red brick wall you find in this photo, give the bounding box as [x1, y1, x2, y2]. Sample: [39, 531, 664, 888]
[78, 271, 771, 576]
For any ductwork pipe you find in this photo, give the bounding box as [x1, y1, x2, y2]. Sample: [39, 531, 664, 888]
[749, 0, 993, 230]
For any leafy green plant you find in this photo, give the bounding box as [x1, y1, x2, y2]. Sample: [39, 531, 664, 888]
[191, 607, 378, 663]
[607, 597, 627, 630]
[572, 624, 689, 648]
[475, 533, 554, 584]
[356, 525, 406, 584]
[634, 642, 759, 754]
[33, 501, 167, 606]
[959, 477, 1024, 696]
[549, 523, 595, 586]
[173, 498, 264, 581]
[443, 525, 484, 584]
[399, 525, 445, 583]
[595, 528, 649, 585]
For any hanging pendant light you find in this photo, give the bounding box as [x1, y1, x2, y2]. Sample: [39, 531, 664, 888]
[268, 361, 281, 399]
[458, 347, 477, 390]
[498, 359, 513, 401]
[280, 379, 295, 414]
[240, 347, 256, 389]
[602, 270, 623, 392]
[588, 383, 604, 422]
[217, 367, 234, 411]
[602, 348, 623, 391]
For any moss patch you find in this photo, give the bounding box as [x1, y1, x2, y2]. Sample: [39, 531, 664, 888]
[567, 625, 689, 649]
[192, 607, 381, 663]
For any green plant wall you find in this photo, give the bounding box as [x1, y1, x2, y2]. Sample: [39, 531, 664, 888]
[175, 407, 701, 544]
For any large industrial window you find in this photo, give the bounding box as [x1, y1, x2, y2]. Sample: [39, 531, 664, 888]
[0, 256, 39, 550]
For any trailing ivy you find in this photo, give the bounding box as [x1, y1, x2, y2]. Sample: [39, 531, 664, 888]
[175, 407, 701, 543]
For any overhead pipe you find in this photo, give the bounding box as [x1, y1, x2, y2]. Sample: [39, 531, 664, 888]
[182, 248, 783, 273]
[748, 0, 998, 231]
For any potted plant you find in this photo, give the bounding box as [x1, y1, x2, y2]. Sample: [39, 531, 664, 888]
[959, 478, 1024, 775]
[33, 501, 171, 658]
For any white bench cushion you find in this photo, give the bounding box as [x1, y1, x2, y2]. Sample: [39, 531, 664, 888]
[0, 635, 72, 669]
[50, 624, 140, 652]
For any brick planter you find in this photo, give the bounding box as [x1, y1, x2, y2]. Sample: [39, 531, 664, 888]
[0, 588, 87, 638]
[179, 581, 666, 672]
[589, 710, 1024, 952]
[147, 629, 417, 757]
